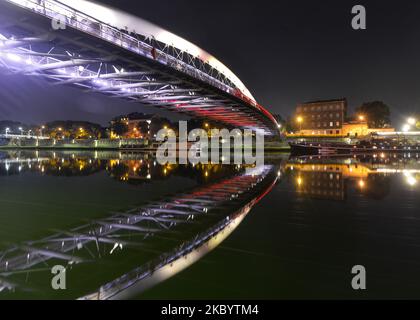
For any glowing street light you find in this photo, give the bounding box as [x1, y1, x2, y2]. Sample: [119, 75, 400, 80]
[402, 124, 411, 132]
[19, 127, 23, 135]
[297, 116, 303, 132]
[407, 117, 416, 126]
[5, 128, 10, 136]
[358, 115, 365, 121]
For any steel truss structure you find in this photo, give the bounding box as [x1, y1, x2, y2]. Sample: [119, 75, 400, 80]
[0, 164, 278, 297]
[0, 0, 279, 135]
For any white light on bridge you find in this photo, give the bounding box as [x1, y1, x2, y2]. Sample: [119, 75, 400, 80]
[6, 53, 21, 62]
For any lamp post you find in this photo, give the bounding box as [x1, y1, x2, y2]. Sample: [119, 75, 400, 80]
[40, 125, 45, 137]
[403, 118, 417, 132]
[5, 128, 10, 137]
[407, 117, 416, 126]
[402, 124, 411, 132]
[19, 127, 24, 136]
[297, 117, 303, 133]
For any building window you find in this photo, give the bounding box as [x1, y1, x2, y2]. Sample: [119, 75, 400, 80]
[330, 122, 333, 127]
[336, 121, 340, 126]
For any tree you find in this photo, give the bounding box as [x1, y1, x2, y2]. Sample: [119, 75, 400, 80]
[111, 121, 128, 137]
[285, 116, 298, 133]
[137, 121, 150, 137]
[356, 101, 391, 128]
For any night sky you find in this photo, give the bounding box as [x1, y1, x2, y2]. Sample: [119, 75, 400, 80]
[1, 0, 420, 127]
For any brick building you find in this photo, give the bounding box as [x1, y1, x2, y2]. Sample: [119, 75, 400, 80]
[294, 98, 347, 135]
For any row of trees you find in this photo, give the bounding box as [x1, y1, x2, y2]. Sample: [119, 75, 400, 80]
[43, 121, 107, 139]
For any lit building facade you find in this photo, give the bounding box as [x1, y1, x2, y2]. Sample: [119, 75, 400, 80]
[110, 113, 153, 139]
[294, 98, 347, 135]
[290, 98, 396, 137]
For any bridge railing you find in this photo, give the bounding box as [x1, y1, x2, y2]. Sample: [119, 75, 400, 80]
[6, 0, 245, 101]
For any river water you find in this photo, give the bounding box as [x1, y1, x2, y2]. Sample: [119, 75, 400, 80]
[0, 150, 419, 299]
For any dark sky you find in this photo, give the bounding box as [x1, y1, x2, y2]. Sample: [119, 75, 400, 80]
[1, 0, 420, 127]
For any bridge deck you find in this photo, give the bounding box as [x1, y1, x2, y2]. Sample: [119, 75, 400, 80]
[0, 0, 279, 135]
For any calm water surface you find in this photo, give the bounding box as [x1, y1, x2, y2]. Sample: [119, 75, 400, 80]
[0, 150, 419, 299]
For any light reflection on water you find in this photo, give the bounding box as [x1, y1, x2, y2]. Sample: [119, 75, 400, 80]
[0, 150, 419, 299]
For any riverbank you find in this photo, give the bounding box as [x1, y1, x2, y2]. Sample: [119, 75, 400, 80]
[0, 138, 291, 151]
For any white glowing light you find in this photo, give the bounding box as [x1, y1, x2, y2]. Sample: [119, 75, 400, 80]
[6, 53, 21, 62]
[402, 124, 411, 132]
[406, 176, 417, 186]
[408, 118, 416, 126]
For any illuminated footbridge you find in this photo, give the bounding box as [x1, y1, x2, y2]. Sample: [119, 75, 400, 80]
[0, 0, 279, 135]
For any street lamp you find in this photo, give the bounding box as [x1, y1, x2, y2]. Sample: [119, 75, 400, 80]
[19, 127, 23, 135]
[402, 124, 411, 132]
[407, 117, 416, 126]
[5, 128, 10, 137]
[358, 115, 365, 121]
[40, 125, 45, 137]
[297, 116, 303, 132]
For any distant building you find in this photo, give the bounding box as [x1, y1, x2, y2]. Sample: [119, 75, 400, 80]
[291, 98, 395, 137]
[110, 113, 174, 139]
[110, 113, 153, 139]
[294, 98, 347, 135]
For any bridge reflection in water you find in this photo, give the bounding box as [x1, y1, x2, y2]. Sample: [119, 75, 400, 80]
[0, 150, 280, 299]
[0, 150, 419, 299]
